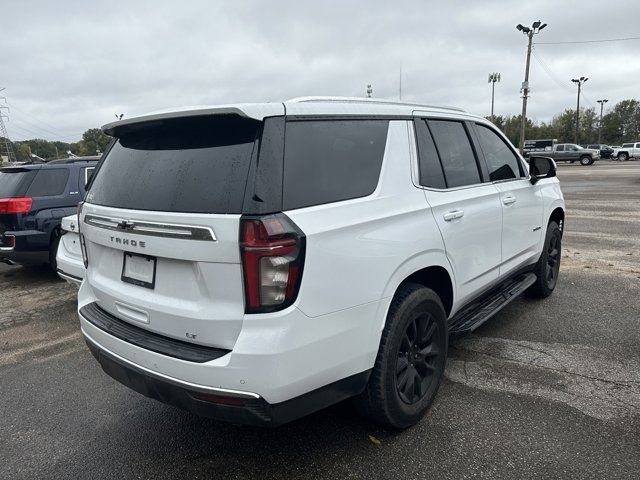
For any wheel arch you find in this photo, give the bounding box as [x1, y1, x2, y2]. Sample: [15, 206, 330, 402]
[549, 206, 565, 234]
[380, 253, 455, 331]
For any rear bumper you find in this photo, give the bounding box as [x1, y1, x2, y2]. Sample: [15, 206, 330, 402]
[85, 334, 369, 427]
[0, 230, 49, 266]
[0, 249, 48, 266]
[78, 275, 384, 423]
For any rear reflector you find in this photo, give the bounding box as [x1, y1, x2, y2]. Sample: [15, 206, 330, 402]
[1, 235, 15, 249]
[189, 391, 245, 406]
[240, 214, 305, 313]
[0, 197, 32, 214]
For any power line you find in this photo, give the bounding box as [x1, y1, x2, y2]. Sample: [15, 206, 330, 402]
[9, 104, 82, 138]
[531, 48, 596, 111]
[580, 91, 597, 109]
[9, 112, 81, 140]
[531, 47, 573, 94]
[535, 35, 640, 45]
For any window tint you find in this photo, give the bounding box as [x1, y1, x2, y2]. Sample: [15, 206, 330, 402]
[588, 145, 598, 149]
[87, 115, 259, 214]
[475, 124, 522, 181]
[428, 120, 480, 188]
[283, 120, 388, 210]
[84, 167, 95, 186]
[414, 120, 446, 188]
[556, 145, 565, 151]
[0, 169, 36, 197]
[26, 169, 69, 197]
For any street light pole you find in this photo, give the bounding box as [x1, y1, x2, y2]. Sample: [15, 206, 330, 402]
[516, 21, 547, 155]
[597, 99, 608, 143]
[571, 77, 588, 144]
[488, 73, 501, 119]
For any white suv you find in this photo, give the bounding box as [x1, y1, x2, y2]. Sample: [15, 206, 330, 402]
[78, 97, 565, 428]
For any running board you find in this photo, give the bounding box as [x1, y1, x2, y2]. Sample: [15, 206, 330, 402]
[448, 273, 536, 336]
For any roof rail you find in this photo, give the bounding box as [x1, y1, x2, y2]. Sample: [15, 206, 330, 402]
[47, 156, 101, 164]
[286, 96, 466, 113]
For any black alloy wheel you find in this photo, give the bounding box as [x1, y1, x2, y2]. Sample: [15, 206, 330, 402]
[545, 230, 561, 289]
[396, 313, 439, 404]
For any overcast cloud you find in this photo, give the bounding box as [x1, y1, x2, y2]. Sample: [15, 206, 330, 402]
[2, 0, 639, 141]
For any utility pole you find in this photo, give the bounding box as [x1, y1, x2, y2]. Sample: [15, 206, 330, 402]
[597, 99, 608, 143]
[488, 73, 501, 119]
[571, 77, 588, 144]
[516, 21, 547, 155]
[0, 88, 17, 164]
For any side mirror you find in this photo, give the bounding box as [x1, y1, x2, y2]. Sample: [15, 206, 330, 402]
[529, 156, 556, 185]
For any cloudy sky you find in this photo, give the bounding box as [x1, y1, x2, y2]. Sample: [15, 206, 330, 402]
[2, 0, 639, 142]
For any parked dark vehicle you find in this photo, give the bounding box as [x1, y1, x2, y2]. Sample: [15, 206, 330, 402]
[0, 157, 99, 269]
[585, 144, 614, 159]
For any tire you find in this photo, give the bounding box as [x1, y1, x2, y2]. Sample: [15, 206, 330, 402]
[354, 283, 447, 429]
[618, 152, 628, 162]
[580, 155, 593, 166]
[49, 229, 60, 272]
[526, 221, 561, 298]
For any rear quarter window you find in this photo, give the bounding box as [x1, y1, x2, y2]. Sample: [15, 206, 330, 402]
[26, 169, 70, 197]
[87, 115, 259, 214]
[283, 120, 389, 210]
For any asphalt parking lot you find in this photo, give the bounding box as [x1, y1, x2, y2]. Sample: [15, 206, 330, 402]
[1, 161, 639, 479]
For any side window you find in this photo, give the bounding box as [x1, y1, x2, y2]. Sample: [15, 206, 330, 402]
[283, 120, 389, 210]
[414, 120, 446, 189]
[25, 169, 69, 197]
[84, 167, 95, 186]
[428, 120, 481, 188]
[475, 124, 523, 181]
[556, 145, 565, 152]
[635, 143, 640, 148]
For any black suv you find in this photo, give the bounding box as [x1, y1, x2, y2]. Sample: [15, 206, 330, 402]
[584, 144, 614, 159]
[0, 157, 99, 269]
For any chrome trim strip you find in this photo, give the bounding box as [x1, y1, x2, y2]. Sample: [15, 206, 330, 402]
[81, 329, 260, 399]
[84, 214, 216, 241]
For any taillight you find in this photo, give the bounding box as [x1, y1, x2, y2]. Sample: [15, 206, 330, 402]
[77, 202, 88, 268]
[240, 214, 305, 313]
[0, 197, 32, 214]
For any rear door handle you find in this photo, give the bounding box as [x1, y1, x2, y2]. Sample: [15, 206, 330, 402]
[443, 210, 464, 221]
[502, 195, 517, 205]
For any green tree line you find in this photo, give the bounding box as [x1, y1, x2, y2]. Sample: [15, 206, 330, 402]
[1, 128, 111, 165]
[491, 99, 640, 146]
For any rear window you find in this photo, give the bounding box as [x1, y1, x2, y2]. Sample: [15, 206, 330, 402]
[283, 120, 389, 210]
[87, 115, 259, 214]
[0, 169, 37, 198]
[26, 169, 70, 197]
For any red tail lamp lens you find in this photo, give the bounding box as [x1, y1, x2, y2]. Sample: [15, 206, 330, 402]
[0, 197, 32, 214]
[240, 214, 305, 313]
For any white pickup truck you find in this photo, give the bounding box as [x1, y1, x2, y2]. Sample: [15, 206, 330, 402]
[612, 142, 640, 161]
